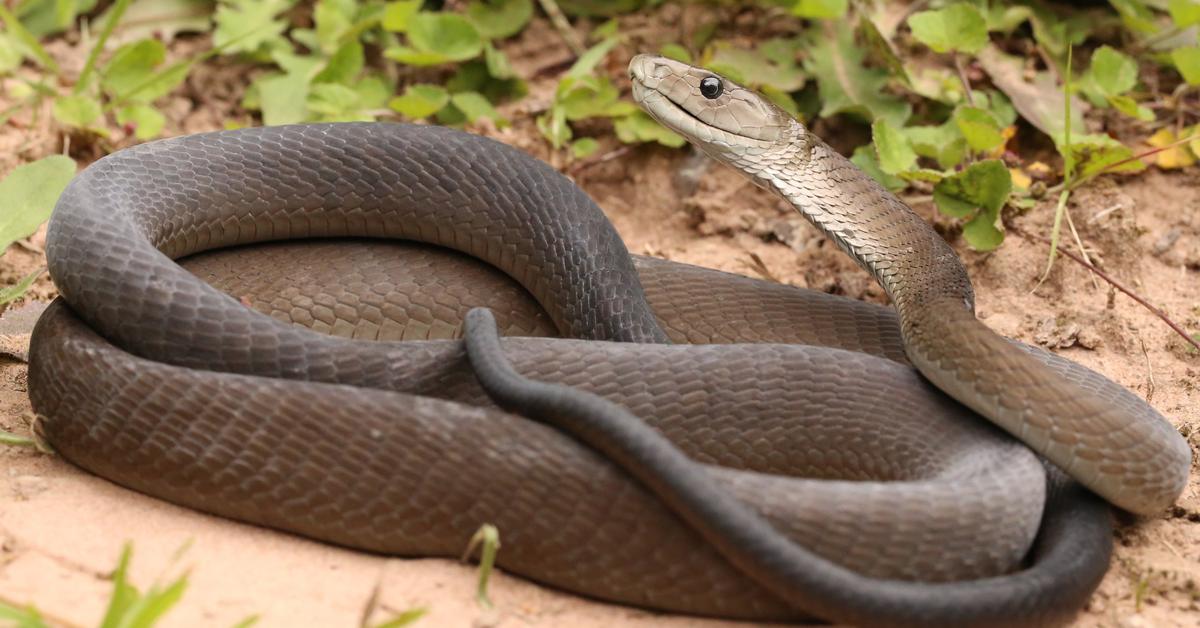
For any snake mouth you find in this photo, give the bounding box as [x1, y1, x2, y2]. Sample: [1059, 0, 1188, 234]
[630, 57, 733, 146]
[633, 81, 709, 138]
[628, 54, 785, 145]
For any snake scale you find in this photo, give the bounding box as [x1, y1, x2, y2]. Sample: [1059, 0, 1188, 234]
[25, 56, 1191, 626]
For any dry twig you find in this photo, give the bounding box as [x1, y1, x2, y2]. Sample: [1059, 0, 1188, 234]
[1011, 224, 1200, 354]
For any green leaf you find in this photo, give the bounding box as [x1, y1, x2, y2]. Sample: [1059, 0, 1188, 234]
[0, 33, 23, 75]
[0, 155, 74, 254]
[256, 72, 312, 126]
[102, 39, 166, 98]
[16, 0, 97, 38]
[871, 118, 916, 174]
[1172, 46, 1200, 85]
[466, 0, 533, 40]
[314, 0, 356, 53]
[126, 60, 193, 106]
[388, 82, 451, 118]
[962, 211, 1005, 251]
[116, 105, 166, 139]
[483, 42, 515, 79]
[1068, 134, 1146, 179]
[1107, 94, 1154, 121]
[850, 145, 906, 192]
[313, 40, 365, 84]
[384, 46, 450, 66]
[614, 111, 686, 147]
[388, 83, 450, 118]
[907, 66, 964, 104]
[382, 0, 421, 31]
[1109, 0, 1158, 35]
[0, 268, 42, 306]
[213, 0, 295, 55]
[908, 4, 989, 55]
[308, 83, 365, 119]
[791, 0, 847, 20]
[659, 43, 691, 63]
[953, 105, 1005, 152]
[1170, 0, 1200, 28]
[557, 75, 635, 120]
[52, 94, 103, 129]
[406, 12, 483, 62]
[859, 16, 910, 86]
[593, 18, 619, 39]
[1087, 46, 1137, 96]
[905, 123, 967, 169]
[451, 91, 506, 125]
[355, 76, 391, 110]
[979, 90, 1018, 127]
[566, 37, 620, 79]
[0, 600, 47, 628]
[803, 22, 911, 126]
[536, 108, 571, 148]
[933, 159, 1011, 218]
[0, 5, 58, 73]
[898, 168, 946, 184]
[100, 39, 191, 105]
[447, 60, 527, 102]
[985, 4, 1034, 33]
[372, 608, 428, 628]
[116, 572, 189, 628]
[99, 544, 139, 628]
[570, 137, 599, 159]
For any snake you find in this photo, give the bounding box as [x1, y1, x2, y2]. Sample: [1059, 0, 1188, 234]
[24, 54, 1190, 626]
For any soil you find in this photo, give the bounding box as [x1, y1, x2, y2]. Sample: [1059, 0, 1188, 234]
[1, 10, 1198, 628]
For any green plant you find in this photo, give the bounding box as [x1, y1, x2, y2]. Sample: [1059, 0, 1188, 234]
[537, 35, 685, 155]
[0, 543, 192, 628]
[0, 155, 75, 305]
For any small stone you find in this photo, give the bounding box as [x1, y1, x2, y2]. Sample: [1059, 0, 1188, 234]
[1034, 317, 1085, 349]
[1077, 327, 1103, 350]
[1152, 226, 1183, 256]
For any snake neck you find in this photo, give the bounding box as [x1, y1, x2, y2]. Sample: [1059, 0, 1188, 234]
[730, 131, 976, 324]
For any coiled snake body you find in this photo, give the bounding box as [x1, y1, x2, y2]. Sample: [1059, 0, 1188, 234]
[26, 56, 1190, 626]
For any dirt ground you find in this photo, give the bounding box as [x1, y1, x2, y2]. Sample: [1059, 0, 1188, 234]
[1, 12, 1199, 628]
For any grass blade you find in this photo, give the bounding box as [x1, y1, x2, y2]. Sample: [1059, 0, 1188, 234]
[0, 5, 59, 74]
[1040, 46, 1074, 283]
[75, 0, 132, 94]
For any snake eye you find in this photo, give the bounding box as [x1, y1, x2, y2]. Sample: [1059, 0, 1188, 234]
[700, 76, 723, 99]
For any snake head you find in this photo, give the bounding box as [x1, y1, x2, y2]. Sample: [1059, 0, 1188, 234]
[629, 55, 806, 166]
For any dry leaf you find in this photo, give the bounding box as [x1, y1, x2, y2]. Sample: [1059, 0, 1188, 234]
[1147, 128, 1197, 169]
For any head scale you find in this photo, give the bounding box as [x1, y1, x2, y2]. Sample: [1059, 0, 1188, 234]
[628, 54, 804, 164]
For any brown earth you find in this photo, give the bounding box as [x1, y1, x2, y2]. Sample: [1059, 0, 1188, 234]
[1, 10, 1198, 628]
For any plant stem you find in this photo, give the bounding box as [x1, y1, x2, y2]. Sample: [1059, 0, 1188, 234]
[537, 0, 584, 56]
[1062, 206, 1098, 289]
[1041, 46, 1074, 283]
[75, 0, 133, 94]
[953, 53, 976, 107]
[1013, 225, 1200, 354]
[0, 5, 59, 73]
[1045, 132, 1200, 196]
[0, 430, 35, 447]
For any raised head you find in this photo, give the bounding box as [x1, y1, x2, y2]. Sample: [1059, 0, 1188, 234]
[628, 54, 808, 166]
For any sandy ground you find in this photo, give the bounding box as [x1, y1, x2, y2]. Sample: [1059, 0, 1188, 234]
[1, 9, 1199, 628]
